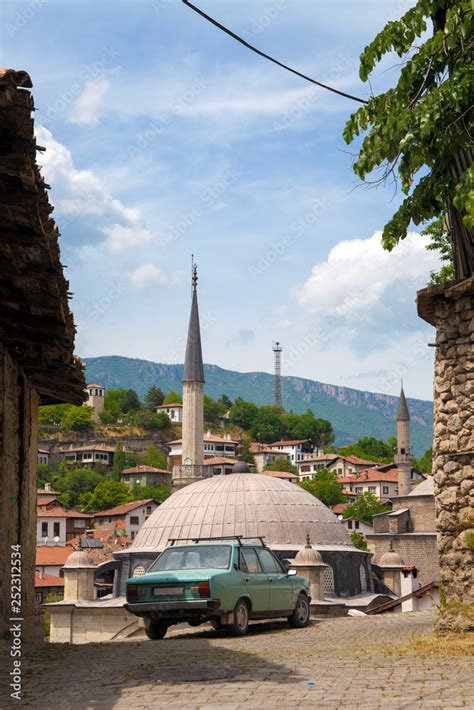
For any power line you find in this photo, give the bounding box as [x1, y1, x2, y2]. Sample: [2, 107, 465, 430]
[182, 0, 367, 105]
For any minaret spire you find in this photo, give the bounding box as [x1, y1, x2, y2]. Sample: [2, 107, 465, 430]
[183, 261, 204, 384]
[394, 382, 413, 496]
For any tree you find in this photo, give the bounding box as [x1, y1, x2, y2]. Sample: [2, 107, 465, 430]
[61, 405, 94, 432]
[163, 390, 182, 404]
[240, 440, 255, 465]
[140, 444, 170, 471]
[110, 442, 139, 480]
[103, 389, 129, 420]
[343, 492, 390, 525]
[339, 436, 394, 463]
[264, 457, 298, 474]
[281, 410, 334, 447]
[249, 405, 284, 443]
[424, 217, 455, 284]
[130, 485, 171, 504]
[38, 404, 71, 426]
[80, 480, 132, 512]
[218, 394, 233, 409]
[351, 532, 368, 551]
[123, 389, 141, 412]
[54, 468, 102, 508]
[229, 399, 259, 430]
[343, 0, 473, 280]
[133, 409, 172, 431]
[414, 447, 433, 473]
[203, 395, 227, 425]
[299, 469, 345, 507]
[144, 385, 165, 410]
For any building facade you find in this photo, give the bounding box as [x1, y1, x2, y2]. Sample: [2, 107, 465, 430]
[94, 499, 159, 541]
[155, 403, 182, 423]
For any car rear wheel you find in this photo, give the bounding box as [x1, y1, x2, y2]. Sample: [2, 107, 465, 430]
[231, 599, 249, 636]
[288, 593, 310, 628]
[145, 620, 168, 640]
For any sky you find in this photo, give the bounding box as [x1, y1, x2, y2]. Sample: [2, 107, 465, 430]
[1, 0, 440, 400]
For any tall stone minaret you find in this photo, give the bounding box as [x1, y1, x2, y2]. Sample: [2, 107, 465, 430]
[394, 384, 413, 496]
[181, 263, 204, 467]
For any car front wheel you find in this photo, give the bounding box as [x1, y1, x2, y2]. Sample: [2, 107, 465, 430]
[288, 593, 310, 628]
[145, 620, 168, 640]
[231, 599, 249, 636]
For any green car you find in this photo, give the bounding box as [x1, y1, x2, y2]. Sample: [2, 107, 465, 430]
[125, 536, 311, 639]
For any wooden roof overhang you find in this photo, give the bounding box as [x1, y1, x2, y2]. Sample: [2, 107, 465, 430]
[0, 68, 85, 404]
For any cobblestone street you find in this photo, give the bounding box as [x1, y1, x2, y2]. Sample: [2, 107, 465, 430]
[2, 611, 473, 709]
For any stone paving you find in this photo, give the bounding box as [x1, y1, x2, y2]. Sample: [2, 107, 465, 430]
[2, 611, 473, 709]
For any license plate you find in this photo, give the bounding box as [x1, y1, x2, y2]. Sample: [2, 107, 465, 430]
[153, 587, 183, 596]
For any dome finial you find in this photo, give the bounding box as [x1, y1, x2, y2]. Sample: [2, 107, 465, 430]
[191, 255, 198, 291]
[305, 530, 311, 548]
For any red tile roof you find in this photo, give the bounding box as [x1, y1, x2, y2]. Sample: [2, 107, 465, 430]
[338, 469, 399, 484]
[36, 546, 74, 566]
[93, 499, 156, 517]
[203, 456, 237, 465]
[261, 471, 297, 480]
[122, 465, 170, 474]
[331, 503, 349, 515]
[35, 572, 64, 588]
[37, 505, 92, 519]
[156, 402, 182, 408]
[66, 528, 132, 549]
[59, 443, 116, 453]
[268, 439, 311, 447]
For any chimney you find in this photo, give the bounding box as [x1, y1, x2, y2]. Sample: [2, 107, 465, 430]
[45, 482, 52, 492]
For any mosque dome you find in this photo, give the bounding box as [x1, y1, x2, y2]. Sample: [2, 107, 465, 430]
[63, 549, 96, 569]
[232, 461, 251, 473]
[379, 549, 405, 567]
[131, 474, 353, 552]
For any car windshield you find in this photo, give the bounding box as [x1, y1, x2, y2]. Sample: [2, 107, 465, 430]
[149, 545, 232, 572]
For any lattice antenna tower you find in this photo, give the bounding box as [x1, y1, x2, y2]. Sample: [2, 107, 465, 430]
[273, 341, 282, 407]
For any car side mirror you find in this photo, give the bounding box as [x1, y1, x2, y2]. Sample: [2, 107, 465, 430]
[287, 569, 297, 576]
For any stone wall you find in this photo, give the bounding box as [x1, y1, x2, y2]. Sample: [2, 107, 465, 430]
[367, 533, 440, 586]
[0, 345, 42, 641]
[49, 604, 141, 643]
[417, 276, 474, 631]
[393, 495, 437, 532]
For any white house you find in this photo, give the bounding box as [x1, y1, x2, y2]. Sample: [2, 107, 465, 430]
[84, 383, 105, 421]
[94, 499, 159, 541]
[265, 439, 314, 466]
[249, 443, 290, 473]
[58, 443, 116, 467]
[155, 402, 183, 423]
[340, 516, 374, 537]
[168, 433, 238, 467]
[298, 454, 378, 479]
[338, 469, 400, 502]
[38, 448, 49, 466]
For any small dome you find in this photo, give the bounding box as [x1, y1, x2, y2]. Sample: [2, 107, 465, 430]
[63, 549, 96, 569]
[293, 545, 325, 567]
[232, 461, 250, 474]
[379, 549, 405, 567]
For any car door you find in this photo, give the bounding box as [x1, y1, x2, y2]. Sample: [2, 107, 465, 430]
[239, 547, 269, 612]
[257, 548, 293, 612]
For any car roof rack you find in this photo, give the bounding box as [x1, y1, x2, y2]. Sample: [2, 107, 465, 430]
[168, 535, 267, 547]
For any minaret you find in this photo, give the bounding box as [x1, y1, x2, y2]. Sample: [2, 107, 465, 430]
[181, 263, 204, 467]
[394, 384, 413, 496]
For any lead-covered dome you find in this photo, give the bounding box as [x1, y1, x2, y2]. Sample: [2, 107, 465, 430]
[131, 473, 353, 551]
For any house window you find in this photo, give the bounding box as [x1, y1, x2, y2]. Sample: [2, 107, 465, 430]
[383, 486, 389, 495]
[75, 520, 86, 528]
[323, 566, 335, 596]
[131, 531, 135, 540]
[108, 517, 112, 523]
[301, 465, 310, 473]
[355, 487, 363, 493]
[368, 486, 376, 493]
[35, 592, 42, 603]
[53, 522, 60, 537]
[146, 506, 152, 515]
[41, 522, 48, 537]
[130, 516, 139, 525]
[355, 520, 359, 530]
[347, 520, 353, 529]
[359, 564, 368, 593]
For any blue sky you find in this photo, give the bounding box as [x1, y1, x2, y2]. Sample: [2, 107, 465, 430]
[2, 0, 439, 400]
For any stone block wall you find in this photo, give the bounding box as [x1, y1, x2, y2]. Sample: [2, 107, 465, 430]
[0, 345, 42, 641]
[367, 533, 440, 586]
[392, 495, 437, 532]
[418, 276, 474, 631]
[49, 604, 141, 643]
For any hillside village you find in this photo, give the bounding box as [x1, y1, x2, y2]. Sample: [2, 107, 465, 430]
[35, 376, 433, 607]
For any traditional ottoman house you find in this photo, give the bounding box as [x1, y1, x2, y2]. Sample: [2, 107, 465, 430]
[0, 68, 85, 640]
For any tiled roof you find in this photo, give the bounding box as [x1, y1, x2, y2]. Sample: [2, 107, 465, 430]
[35, 572, 64, 588]
[37, 505, 92, 519]
[268, 439, 311, 447]
[59, 443, 116, 453]
[38, 448, 50, 454]
[299, 454, 339, 463]
[66, 528, 132, 548]
[261, 471, 297, 480]
[331, 503, 348, 515]
[86, 383, 104, 388]
[93, 499, 156, 517]
[342, 456, 378, 466]
[36, 546, 74, 566]
[36, 488, 60, 496]
[156, 403, 182, 408]
[203, 456, 237, 465]
[168, 434, 238, 445]
[338, 469, 399, 484]
[122, 465, 170, 474]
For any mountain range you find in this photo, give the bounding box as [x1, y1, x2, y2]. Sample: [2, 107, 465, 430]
[83, 356, 433, 456]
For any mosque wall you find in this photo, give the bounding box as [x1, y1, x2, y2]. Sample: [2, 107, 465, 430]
[367, 533, 440, 586]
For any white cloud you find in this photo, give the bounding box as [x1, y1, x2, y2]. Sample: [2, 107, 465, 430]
[70, 79, 110, 127]
[225, 329, 255, 348]
[294, 231, 441, 329]
[102, 225, 155, 253]
[128, 264, 168, 287]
